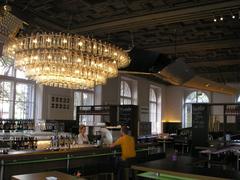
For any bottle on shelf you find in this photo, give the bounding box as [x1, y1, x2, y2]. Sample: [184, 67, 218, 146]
[34, 137, 38, 149]
[14, 121, 17, 131]
[4, 121, 9, 131]
[10, 121, 14, 131]
[0, 121, 3, 130]
[23, 121, 26, 130]
[19, 121, 23, 131]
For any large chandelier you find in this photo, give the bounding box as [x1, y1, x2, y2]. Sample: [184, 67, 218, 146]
[4, 32, 130, 89]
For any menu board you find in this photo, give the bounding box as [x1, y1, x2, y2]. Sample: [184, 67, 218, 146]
[192, 104, 209, 150]
[139, 122, 151, 136]
[119, 105, 133, 126]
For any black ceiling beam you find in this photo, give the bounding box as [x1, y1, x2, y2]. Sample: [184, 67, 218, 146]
[10, 4, 65, 32]
[198, 70, 240, 75]
[70, 0, 240, 34]
[147, 39, 240, 53]
[187, 59, 240, 67]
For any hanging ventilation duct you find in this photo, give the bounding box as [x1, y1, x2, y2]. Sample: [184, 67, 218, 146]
[158, 58, 195, 85]
[123, 48, 238, 95]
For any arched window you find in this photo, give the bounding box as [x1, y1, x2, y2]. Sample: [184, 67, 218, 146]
[184, 91, 209, 127]
[120, 80, 132, 105]
[149, 88, 157, 134]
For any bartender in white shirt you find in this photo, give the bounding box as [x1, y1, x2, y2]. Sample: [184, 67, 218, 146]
[77, 125, 89, 144]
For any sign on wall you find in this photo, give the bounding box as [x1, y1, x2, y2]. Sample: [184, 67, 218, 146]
[47, 94, 73, 120]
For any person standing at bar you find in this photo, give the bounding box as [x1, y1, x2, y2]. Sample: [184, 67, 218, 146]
[110, 125, 136, 180]
[77, 124, 89, 144]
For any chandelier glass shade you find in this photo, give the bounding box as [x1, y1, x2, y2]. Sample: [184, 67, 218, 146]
[0, 5, 23, 43]
[4, 32, 131, 89]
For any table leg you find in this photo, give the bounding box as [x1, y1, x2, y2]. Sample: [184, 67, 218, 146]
[237, 155, 239, 171]
[0, 160, 4, 180]
[132, 169, 139, 180]
[208, 154, 211, 168]
[163, 141, 166, 153]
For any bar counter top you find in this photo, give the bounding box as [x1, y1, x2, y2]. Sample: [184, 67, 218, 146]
[0, 142, 163, 179]
[0, 144, 100, 157]
[0, 142, 159, 159]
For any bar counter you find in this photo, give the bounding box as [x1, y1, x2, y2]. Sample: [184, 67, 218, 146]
[0, 143, 164, 180]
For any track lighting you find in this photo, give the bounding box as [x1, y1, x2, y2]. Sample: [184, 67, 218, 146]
[230, 11, 236, 19]
[213, 16, 217, 22]
[211, 11, 240, 23]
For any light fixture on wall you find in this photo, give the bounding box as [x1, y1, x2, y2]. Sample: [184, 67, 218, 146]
[4, 33, 131, 89]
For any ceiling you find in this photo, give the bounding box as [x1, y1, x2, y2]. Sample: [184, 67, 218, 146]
[6, 0, 240, 84]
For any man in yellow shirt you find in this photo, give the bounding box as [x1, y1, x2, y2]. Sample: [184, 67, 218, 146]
[110, 126, 136, 180]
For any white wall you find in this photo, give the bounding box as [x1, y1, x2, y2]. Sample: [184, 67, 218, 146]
[101, 74, 167, 132]
[163, 86, 184, 122]
[212, 93, 235, 103]
[163, 84, 239, 126]
[35, 74, 240, 131]
[101, 76, 120, 105]
[42, 86, 74, 120]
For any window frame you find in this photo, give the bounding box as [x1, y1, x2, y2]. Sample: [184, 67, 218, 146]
[0, 73, 36, 120]
[73, 89, 95, 123]
[120, 80, 132, 105]
[183, 91, 209, 128]
[149, 88, 158, 134]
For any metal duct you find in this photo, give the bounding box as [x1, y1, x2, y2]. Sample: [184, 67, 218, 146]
[124, 47, 173, 73]
[158, 58, 195, 85]
[123, 48, 238, 95]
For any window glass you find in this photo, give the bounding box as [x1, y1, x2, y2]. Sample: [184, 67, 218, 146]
[16, 69, 28, 79]
[0, 81, 13, 119]
[185, 91, 209, 103]
[120, 81, 124, 97]
[0, 58, 35, 120]
[120, 80, 132, 105]
[123, 98, 131, 105]
[15, 83, 34, 119]
[0, 57, 14, 76]
[184, 91, 209, 127]
[124, 83, 131, 98]
[74, 92, 82, 107]
[83, 92, 94, 105]
[73, 91, 94, 122]
[237, 96, 240, 102]
[149, 88, 158, 134]
[185, 91, 197, 103]
[150, 89, 157, 102]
